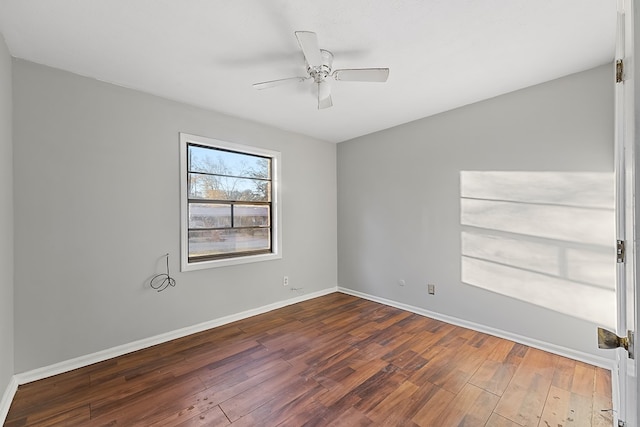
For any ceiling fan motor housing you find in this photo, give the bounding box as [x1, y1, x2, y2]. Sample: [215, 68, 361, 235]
[308, 49, 334, 83]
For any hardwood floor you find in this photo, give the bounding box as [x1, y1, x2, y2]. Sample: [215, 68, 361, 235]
[5, 293, 613, 426]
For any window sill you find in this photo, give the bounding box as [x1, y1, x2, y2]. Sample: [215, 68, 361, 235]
[181, 251, 282, 271]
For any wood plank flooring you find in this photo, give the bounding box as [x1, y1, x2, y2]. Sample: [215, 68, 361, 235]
[5, 293, 613, 426]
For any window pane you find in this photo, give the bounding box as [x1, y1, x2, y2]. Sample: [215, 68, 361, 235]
[188, 173, 270, 201]
[188, 228, 271, 257]
[188, 145, 270, 179]
[234, 205, 270, 227]
[188, 203, 231, 228]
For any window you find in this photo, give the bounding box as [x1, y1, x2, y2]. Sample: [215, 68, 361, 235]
[180, 133, 281, 271]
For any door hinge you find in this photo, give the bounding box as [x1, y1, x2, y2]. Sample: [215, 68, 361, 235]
[617, 240, 626, 263]
[618, 419, 626, 427]
[616, 59, 624, 83]
[598, 328, 634, 359]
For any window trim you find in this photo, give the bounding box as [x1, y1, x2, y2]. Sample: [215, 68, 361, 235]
[180, 133, 282, 271]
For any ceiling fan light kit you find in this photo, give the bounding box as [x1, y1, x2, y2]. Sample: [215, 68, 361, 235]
[253, 31, 390, 109]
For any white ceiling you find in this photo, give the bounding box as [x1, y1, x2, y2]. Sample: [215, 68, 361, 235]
[0, 0, 616, 143]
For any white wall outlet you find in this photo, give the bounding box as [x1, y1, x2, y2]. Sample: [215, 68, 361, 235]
[428, 284, 435, 295]
[283, 276, 289, 286]
[398, 279, 405, 287]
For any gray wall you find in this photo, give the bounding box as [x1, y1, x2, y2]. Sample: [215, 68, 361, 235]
[12, 59, 337, 373]
[338, 65, 614, 357]
[0, 34, 14, 396]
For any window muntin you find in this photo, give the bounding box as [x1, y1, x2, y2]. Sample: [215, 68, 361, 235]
[188, 173, 271, 202]
[180, 134, 281, 270]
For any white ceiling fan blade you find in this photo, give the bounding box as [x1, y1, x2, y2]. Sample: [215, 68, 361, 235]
[295, 31, 322, 67]
[332, 68, 390, 82]
[252, 76, 308, 90]
[318, 81, 332, 109]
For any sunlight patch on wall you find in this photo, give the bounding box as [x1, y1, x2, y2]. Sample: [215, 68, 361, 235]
[460, 171, 615, 327]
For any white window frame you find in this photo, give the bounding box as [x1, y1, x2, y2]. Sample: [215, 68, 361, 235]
[180, 133, 282, 271]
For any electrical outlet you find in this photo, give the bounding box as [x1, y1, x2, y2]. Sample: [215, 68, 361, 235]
[398, 279, 405, 287]
[428, 284, 435, 295]
[283, 276, 289, 286]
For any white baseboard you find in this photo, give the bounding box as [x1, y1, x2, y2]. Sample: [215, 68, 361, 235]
[0, 375, 18, 426]
[14, 286, 338, 386]
[338, 287, 616, 370]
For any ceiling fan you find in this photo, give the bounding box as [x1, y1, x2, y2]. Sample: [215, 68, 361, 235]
[253, 31, 390, 109]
